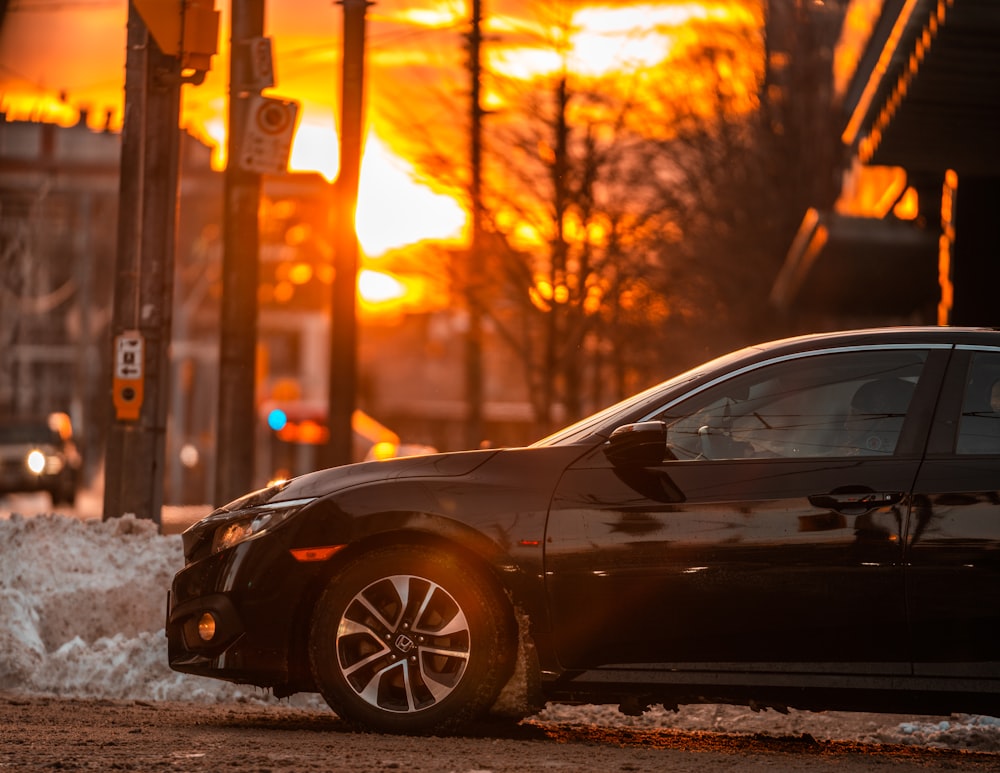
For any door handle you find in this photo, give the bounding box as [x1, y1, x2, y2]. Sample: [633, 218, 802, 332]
[808, 490, 903, 514]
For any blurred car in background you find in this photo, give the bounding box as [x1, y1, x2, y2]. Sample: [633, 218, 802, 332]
[0, 412, 81, 506]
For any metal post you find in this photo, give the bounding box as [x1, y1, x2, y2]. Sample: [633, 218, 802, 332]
[464, 0, 485, 449]
[322, 0, 369, 469]
[104, 2, 182, 526]
[214, 0, 265, 505]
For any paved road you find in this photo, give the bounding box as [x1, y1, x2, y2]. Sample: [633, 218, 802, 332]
[2, 694, 998, 772]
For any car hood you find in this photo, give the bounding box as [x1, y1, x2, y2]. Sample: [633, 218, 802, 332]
[272, 447, 503, 502]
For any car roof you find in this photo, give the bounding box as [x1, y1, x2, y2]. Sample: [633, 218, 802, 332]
[737, 326, 1000, 361]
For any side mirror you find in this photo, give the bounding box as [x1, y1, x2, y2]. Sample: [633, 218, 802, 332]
[604, 421, 673, 467]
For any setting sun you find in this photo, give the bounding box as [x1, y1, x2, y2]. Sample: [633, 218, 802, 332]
[358, 269, 405, 303]
[282, 121, 466, 256]
[355, 135, 467, 256]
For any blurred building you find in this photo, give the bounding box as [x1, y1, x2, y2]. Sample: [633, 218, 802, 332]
[772, 0, 1000, 327]
[0, 115, 534, 505]
[1, 116, 116, 443]
[0, 113, 220, 499]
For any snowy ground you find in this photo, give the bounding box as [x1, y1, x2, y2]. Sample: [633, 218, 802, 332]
[3, 496, 1000, 753]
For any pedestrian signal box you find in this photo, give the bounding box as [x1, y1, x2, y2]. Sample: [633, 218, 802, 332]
[113, 332, 145, 421]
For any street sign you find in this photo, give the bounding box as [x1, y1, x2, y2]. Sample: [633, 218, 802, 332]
[240, 95, 299, 174]
[245, 36, 275, 91]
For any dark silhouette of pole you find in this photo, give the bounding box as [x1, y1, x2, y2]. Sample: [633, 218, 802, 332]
[322, 0, 369, 469]
[215, 0, 265, 505]
[465, 0, 485, 449]
[104, 3, 182, 526]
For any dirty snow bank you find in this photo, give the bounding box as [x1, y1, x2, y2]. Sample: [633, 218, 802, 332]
[0, 512, 264, 703]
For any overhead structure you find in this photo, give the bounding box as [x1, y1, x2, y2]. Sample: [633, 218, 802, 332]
[842, 0, 1000, 176]
[773, 0, 1000, 326]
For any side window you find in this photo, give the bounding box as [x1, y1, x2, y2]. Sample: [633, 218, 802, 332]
[956, 352, 1000, 455]
[653, 350, 927, 460]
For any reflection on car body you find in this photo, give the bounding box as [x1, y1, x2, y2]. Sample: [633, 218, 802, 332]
[167, 327, 1000, 734]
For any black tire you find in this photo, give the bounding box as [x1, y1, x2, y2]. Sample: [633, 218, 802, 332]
[308, 544, 515, 734]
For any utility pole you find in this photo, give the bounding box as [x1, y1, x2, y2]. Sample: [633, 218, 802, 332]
[321, 0, 369, 469]
[104, 5, 183, 526]
[214, 0, 265, 506]
[553, 76, 572, 425]
[465, 0, 485, 449]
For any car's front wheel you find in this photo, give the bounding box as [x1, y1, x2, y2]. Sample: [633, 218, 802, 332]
[309, 544, 515, 734]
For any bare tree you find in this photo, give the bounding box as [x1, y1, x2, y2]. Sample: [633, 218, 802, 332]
[375, 1, 839, 430]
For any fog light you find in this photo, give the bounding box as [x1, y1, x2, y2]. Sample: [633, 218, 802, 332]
[197, 613, 217, 642]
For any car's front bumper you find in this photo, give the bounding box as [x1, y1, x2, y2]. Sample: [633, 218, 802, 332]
[165, 534, 328, 695]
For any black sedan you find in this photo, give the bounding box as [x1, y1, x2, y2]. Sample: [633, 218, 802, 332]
[167, 327, 1000, 733]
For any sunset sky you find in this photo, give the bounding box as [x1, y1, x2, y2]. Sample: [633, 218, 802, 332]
[0, 0, 762, 256]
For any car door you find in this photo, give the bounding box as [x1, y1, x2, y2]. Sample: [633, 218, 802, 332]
[545, 345, 947, 674]
[907, 346, 1000, 679]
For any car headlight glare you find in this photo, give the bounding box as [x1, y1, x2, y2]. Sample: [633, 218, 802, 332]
[209, 497, 315, 554]
[26, 450, 46, 475]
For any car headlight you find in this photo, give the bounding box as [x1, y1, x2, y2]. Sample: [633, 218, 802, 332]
[26, 450, 46, 475]
[210, 497, 315, 554]
[25, 448, 64, 476]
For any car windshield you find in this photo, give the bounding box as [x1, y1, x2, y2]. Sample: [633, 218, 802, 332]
[531, 344, 764, 447]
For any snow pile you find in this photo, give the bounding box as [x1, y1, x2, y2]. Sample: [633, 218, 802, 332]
[890, 715, 1000, 750]
[2, 511, 1000, 752]
[535, 702, 1000, 752]
[0, 512, 264, 702]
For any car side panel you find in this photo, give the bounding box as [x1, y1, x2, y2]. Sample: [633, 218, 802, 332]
[907, 463, 1000, 678]
[908, 347, 1000, 679]
[546, 453, 916, 671]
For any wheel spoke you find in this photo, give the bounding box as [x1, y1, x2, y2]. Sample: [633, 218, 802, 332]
[417, 646, 470, 702]
[410, 579, 436, 625]
[356, 659, 413, 709]
[389, 575, 412, 621]
[418, 669, 452, 703]
[420, 642, 471, 661]
[412, 582, 470, 637]
[422, 605, 469, 637]
[355, 588, 401, 633]
[339, 642, 390, 679]
[337, 615, 379, 641]
[397, 661, 418, 712]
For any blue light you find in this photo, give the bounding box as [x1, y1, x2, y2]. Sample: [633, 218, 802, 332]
[267, 409, 288, 431]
